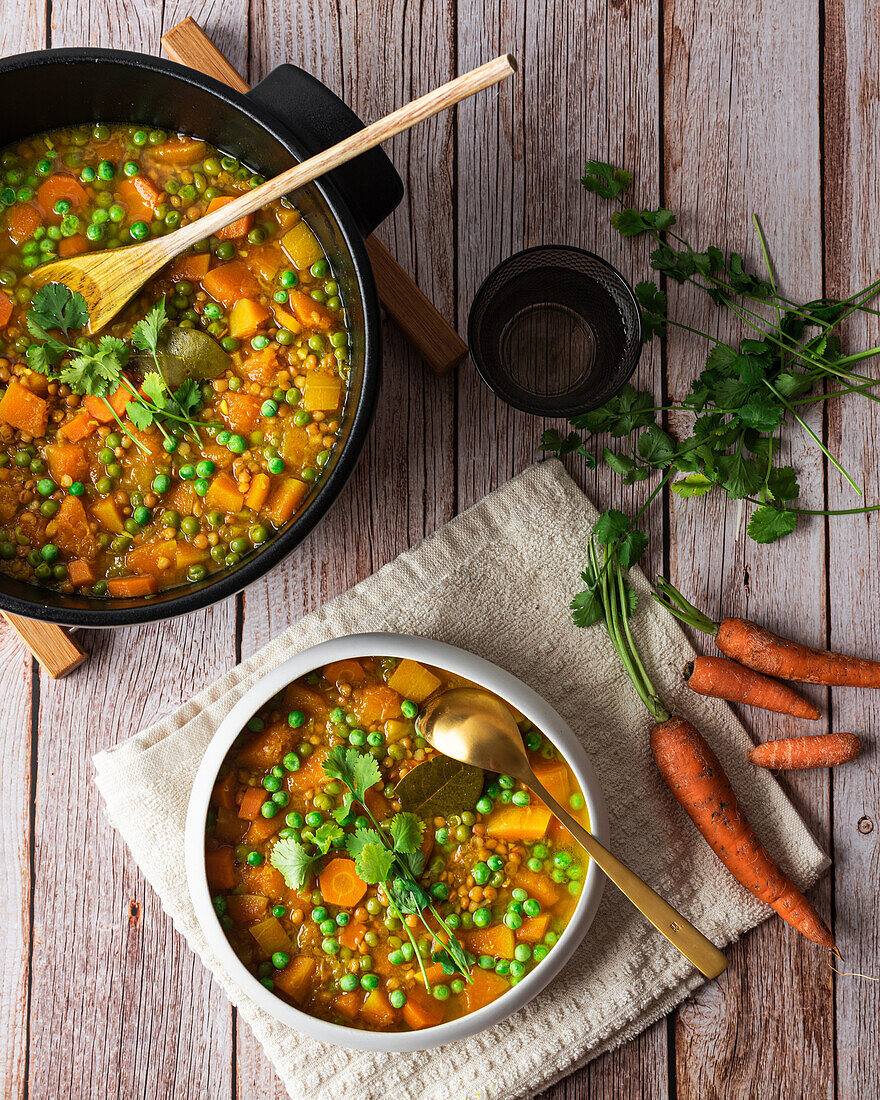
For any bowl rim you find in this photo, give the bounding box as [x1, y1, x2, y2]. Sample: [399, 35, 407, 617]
[0, 48, 382, 627]
[185, 632, 609, 1053]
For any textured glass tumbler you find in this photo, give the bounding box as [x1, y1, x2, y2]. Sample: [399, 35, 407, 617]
[467, 245, 643, 416]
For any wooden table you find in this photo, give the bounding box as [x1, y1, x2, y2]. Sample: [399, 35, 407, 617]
[1, 2, 877, 1097]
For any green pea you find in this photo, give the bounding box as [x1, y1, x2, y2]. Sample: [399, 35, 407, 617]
[310, 259, 329, 278]
[260, 800, 279, 819]
[499, 775, 515, 789]
[215, 241, 235, 261]
[527, 857, 543, 873]
[246, 851, 264, 866]
[476, 797, 493, 815]
[263, 775, 281, 792]
[360, 973, 378, 990]
[249, 524, 269, 544]
[110, 535, 131, 554]
[435, 828, 448, 844]
[340, 973, 359, 992]
[36, 478, 55, 497]
[389, 989, 406, 1009]
[472, 908, 491, 928]
[533, 944, 549, 962]
[305, 811, 323, 827]
[227, 434, 247, 454]
[472, 862, 490, 886]
[554, 852, 571, 869]
[180, 516, 200, 537]
[569, 792, 585, 810]
[280, 269, 297, 288]
[193, 478, 210, 497]
[512, 790, 530, 806]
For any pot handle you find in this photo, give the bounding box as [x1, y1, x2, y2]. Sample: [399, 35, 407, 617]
[247, 65, 403, 240]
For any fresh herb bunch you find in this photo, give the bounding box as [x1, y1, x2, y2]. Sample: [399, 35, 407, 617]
[543, 160, 880, 544]
[270, 746, 475, 990]
[25, 282, 211, 452]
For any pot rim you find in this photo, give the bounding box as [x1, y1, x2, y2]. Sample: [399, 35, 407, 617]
[184, 633, 609, 1052]
[0, 47, 382, 627]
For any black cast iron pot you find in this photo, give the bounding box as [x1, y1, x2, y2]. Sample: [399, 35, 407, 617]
[0, 48, 403, 626]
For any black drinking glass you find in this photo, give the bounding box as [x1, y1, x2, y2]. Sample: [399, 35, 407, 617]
[467, 245, 643, 416]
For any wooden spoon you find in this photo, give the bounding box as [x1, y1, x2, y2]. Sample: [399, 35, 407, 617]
[30, 54, 517, 332]
[418, 686, 730, 980]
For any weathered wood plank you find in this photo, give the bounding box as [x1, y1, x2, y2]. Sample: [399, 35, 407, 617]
[0, 627, 36, 1100]
[237, 1, 457, 1090]
[50, 0, 163, 49]
[0, 0, 45, 59]
[823, 2, 880, 1096]
[662, 3, 833, 1098]
[457, 3, 668, 1097]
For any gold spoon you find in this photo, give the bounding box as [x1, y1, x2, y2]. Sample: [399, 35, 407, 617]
[418, 687, 729, 980]
[29, 55, 517, 333]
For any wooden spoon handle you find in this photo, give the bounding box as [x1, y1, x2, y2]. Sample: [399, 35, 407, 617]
[527, 775, 729, 980]
[164, 54, 515, 254]
[162, 18, 474, 374]
[1, 612, 87, 678]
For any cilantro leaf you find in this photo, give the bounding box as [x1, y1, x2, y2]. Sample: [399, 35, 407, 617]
[637, 424, 676, 468]
[570, 587, 604, 629]
[323, 746, 382, 801]
[26, 343, 60, 376]
[671, 473, 714, 498]
[432, 945, 477, 977]
[332, 791, 357, 826]
[593, 509, 630, 545]
[618, 528, 648, 570]
[715, 452, 764, 499]
[387, 875, 430, 915]
[270, 838, 319, 890]
[603, 448, 634, 476]
[29, 283, 89, 337]
[540, 428, 587, 457]
[767, 465, 799, 502]
[735, 395, 784, 432]
[141, 371, 168, 408]
[581, 160, 632, 200]
[747, 504, 798, 544]
[610, 208, 647, 237]
[131, 298, 169, 354]
[315, 821, 344, 854]
[389, 812, 424, 855]
[126, 402, 154, 431]
[351, 841, 395, 885]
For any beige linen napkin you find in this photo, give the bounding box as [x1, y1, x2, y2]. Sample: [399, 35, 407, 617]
[93, 459, 828, 1100]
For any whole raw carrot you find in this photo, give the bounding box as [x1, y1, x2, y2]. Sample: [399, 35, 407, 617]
[749, 733, 862, 770]
[655, 577, 880, 687]
[685, 655, 820, 719]
[651, 716, 836, 950]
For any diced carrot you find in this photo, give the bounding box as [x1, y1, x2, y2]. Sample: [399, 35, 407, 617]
[412, 963, 447, 987]
[58, 234, 88, 257]
[386, 659, 442, 704]
[322, 658, 366, 685]
[461, 924, 516, 959]
[166, 481, 195, 515]
[107, 574, 160, 598]
[486, 805, 552, 843]
[0, 292, 12, 328]
[66, 558, 96, 587]
[273, 956, 315, 1003]
[6, 203, 41, 245]
[53, 494, 97, 558]
[44, 441, 88, 484]
[84, 383, 132, 423]
[150, 138, 208, 165]
[281, 221, 324, 270]
[238, 786, 268, 821]
[246, 813, 283, 844]
[286, 747, 330, 794]
[282, 682, 329, 720]
[531, 757, 573, 805]
[301, 371, 342, 412]
[333, 991, 363, 1021]
[0, 379, 48, 436]
[219, 391, 262, 435]
[205, 846, 237, 890]
[512, 868, 561, 908]
[364, 785, 391, 821]
[206, 195, 254, 240]
[211, 772, 238, 810]
[360, 988, 396, 1027]
[170, 252, 211, 281]
[90, 496, 126, 534]
[125, 539, 177, 577]
[117, 175, 162, 223]
[245, 472, 271, 511]
[339, 921, 367, 951]
[36, 174, 88, 221]
[318, 858, 368, 908]
[59, 410, 97, 442]
[202, 261, 260, 307]
[247, 243, 285, 282]
[459, 967, 509, 1014]
[249, 916, 292, 958]
[517, 913, 552, 943]
[402, 983, 445, 1029]
[239, 345, 279, 385]
[271, 304, 301, 334]
[287, 288, 336, 330]
[205, 471, 245, 514]
[175, 541, 209, 569]
[244, 862, 287, 898]
[265, 478, 308, 525]
[351, 683, 402, 724]
[229, 298, 272, 340]
[235, 722, 295, 770]
[225, 894, 269, 923]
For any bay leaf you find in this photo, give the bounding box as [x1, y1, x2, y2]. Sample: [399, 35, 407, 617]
[395, 755, 484, 819]
[132, 327, 230, 388]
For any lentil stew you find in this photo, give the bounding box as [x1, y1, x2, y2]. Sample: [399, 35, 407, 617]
[204, 656, 591, 1032]
[0, 123, 351, 597]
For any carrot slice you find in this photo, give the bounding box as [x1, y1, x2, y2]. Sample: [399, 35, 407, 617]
[36, 174, 88, 221]
[0, 378, 48, 436]
[107, 574, 160, 598]
[206, 195, 254, 240]
[6, 203, 41, 245]
[205, 846, 237, 890]
[238, 786, 268, 821]
[318, 858, 368, 907]
[58, 234, 88, 257]
[402, 984, 445, 1029]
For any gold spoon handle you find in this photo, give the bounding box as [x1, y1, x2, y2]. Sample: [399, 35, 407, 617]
[526, 776, 729, 979]
[169, 54, 517, 253]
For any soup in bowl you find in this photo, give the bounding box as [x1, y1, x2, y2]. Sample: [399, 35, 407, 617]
[186, 635, 608, 1052]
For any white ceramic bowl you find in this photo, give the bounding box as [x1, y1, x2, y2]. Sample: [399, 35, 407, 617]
[185, 633, 609, 1052]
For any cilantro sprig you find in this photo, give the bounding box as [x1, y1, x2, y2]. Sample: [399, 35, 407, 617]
[270, 746, 475, 990]
[546, 161, 880, 546]
[25, 283, 218, 449]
